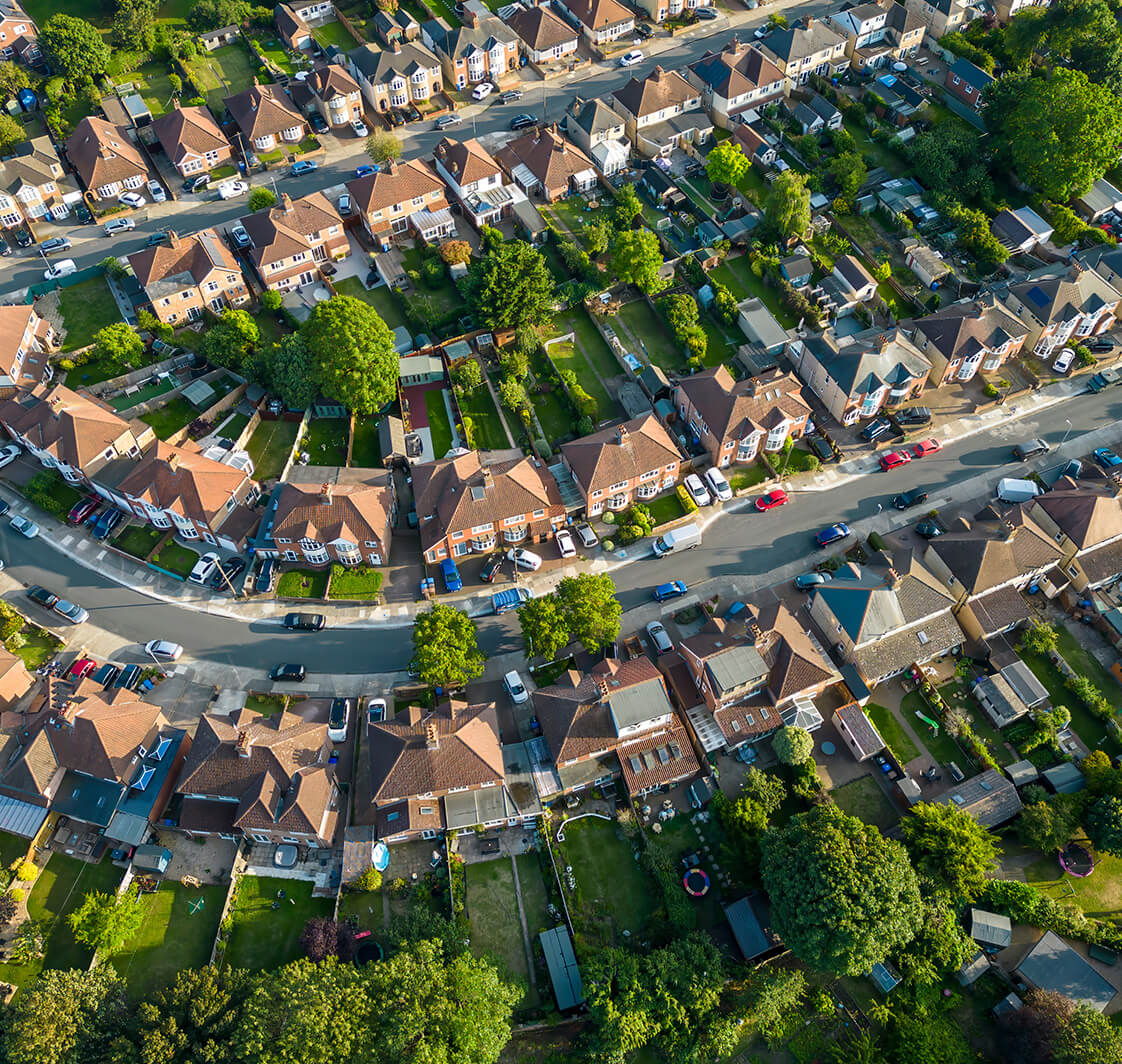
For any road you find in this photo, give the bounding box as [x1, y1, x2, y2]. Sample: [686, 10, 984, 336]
[0, 383, 1117, 675]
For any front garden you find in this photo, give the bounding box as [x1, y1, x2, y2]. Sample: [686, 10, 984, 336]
[327, 565, 383, 600]
[112, 524, 164, 561]
[276, 568, 329, 599]
[150, 540, 199, 579]
[56, 277, 124, 354]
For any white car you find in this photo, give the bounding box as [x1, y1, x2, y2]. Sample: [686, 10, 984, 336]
[753, 25, 769, 39]
[575, 523, 598, 549]
[620, 49, 643, 66]
[555, 528, 576, 558]
[147, 180, 167, 203]
[471, 82, 494, 100]
[646, 620, 673, 655]
[0, 444, 20, 470]
[506, 547, 543, 571]
[118, 191, 146, 208]
[188, 551, 220, 584]
[218, 180, 248, 199]
[1052, 349, 1075, 374]
[104, 217, 135, 235]
[8, 515, 38, 539]
[328, 697, 351, 742]
[684, 473, 712, 507]
[43, 259, 76, 280]
[704, 466, 732, 502]
[144, 639, 183, 661]
[504, 669, 529, 704]
[351, 117, 369, 137]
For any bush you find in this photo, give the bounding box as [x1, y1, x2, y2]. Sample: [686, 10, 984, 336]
[25, 472, 69, 518]
[438, 240, 472, 266]
[421, 257, 444, 286]
[13, 862, 35, 883]
[983, 382, 999, 398]
[867, 530, 886, 552]
[676, 483, 698, 514]
[534, 437, 552, 460]
[7, 886, 24, 903]
[354, 867, 382, 892]
[260, 290, 282, 312]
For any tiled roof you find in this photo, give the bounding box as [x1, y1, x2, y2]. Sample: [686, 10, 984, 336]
[803, 326, 931, 398]
[241, 191, 342, 270]
[0, 137, 61, 197]
[65, 116, 146, 190]
[969, 585, 1036, 638]
[128, 228, 241, 292]
[276, 2, 310, 40]
[151, 105, 229, 167]
[927, 512, 1063, 594]
[428, 15, 518, 59]
[507, 5, 577, 50]
[613, 67, 698, 120]
[495, 125, 596, 191]
[347, 157, 445, 214]
[833, 702, 884, 759]
[306, 64, 360, 101]
[225, 83, 305, 141]
[559, 0, 633, 30]
[434, 136, 502, 187]
[914, 294, 1028, 362]
[561, 413, 679, 495]
[618, 717, 700, 795]
[753, 602, 838, 703]
[272, 471, 394, 552]
[1032, 487, 1122, 550]
[1005, 265, 1122, 329]
[763, 16, 844, 64]
[713, 696, 781, 745]
[567, 96, 626, 136]
[114, 440, 253, 523]
[1076, 539, 1122, 585]
[348, 41, 441, 84]
[676, 365, 811, 445]
[932, 768, 1023, 828]
[689, 41, 785, 99]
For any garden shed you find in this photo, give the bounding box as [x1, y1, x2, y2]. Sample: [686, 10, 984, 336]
[540, 925, 585, 1013]
[969, 908, 1011, 952]
[1042, 762, 1085, 795]
[132, 845, 172, 875]
[182, 379, 216, 409]
[1016, 931, 1117, 1012]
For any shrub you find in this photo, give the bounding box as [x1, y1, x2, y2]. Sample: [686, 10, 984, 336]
[14, 862, 35, 883]
[260, 290, 282, 312]
[421, 258, 444, 286]
[534, 437, 552, 460]
[7, 887, 23, 903]
[983, 382, 999, 398]
[354, 867, 382, 892]
[676, 483, 698, 513]
[867, 530, 886, 552]
[25, 472, 68, 518]
[438, 240, 472, 265]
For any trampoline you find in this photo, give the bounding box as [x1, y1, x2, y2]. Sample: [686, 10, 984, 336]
[1059, 842, 1095, 878]
[355, 939, 384, 964]
[683, 868, 710, 897]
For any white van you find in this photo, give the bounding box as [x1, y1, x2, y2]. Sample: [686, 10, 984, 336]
[997, 477, 1041, 503]
[43, 259, 76, 280]
[652, 522, 701, 557]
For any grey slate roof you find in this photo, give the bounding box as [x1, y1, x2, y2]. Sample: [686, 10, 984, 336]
[1017, 931, 1117, 1012]
[803, 328, 931, 398]
[931, 767, 1023, 827]
[970, 908, 1012, 950]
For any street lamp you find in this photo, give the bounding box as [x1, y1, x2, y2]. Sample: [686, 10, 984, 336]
[1061, 418, 1073, 447]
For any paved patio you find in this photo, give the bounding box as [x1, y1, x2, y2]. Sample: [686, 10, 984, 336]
[160, 832, 238, 885]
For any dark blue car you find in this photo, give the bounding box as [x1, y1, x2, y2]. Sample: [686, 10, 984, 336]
[815, 523, 851, 548]
[653, 580, 688, 603]
[91, 508, 123, 541]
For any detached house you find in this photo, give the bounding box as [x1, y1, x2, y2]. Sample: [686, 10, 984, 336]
[151, 104, 234, 179]
[422, 2, 520, 89]
[347, 158, 450, 248]
[412, 449, 565, 564]
[0, 136, 67, 229]
[1030, 481, 1122, 593]
[944, 57, 992, 111]
[224, 83, 307, 154]
[911, 294, 1029, 385]
[555, 0, 634, 46]
[506, 5, 579, 65]
[303, 65, 364, 129]
[636, 0, 712, 26]
[564, 96, 629, 176]
[762, 16, 849, 85]
[276, 0, 336, 48]
[901, 0, 973, 38]
[128, 228, 249, 325]
[65, 116, 147, 202]
[0, 304, 55, 395]
[240, 191, 349, 291]
[433, 136, 514, 230]
[1002, 264, 1120, 361]
[561, 413, 681, 517]
[688, 40, 787, 128]
[348, 40, 444, 111]
[612, 66, 712, 158]
[495, 125, 597, 202]
[0, 0, 38, 65]
[673, 365, 812, 468]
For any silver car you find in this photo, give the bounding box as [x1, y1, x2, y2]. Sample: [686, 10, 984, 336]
[645, 620, 673, 655]
[53, 598, 88, 624]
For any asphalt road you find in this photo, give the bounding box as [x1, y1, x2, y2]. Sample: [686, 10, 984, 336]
[0, 385, 1117, 675]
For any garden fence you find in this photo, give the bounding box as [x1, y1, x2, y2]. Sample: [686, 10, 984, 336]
[24, 264, 105, 302]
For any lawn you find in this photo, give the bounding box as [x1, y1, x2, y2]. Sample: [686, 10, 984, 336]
[114, 59, 178, 117]
[556, 307, 620, 381]
[313, 19, 357, 49]
[1054, 627, 1122, 712]
[57, 277, 122, 352]
[700, 317, 736, 368]
[350, 417, 382, 467]
[401, 245, 466, 320]
[1023, 844, 1122, 918]
[140, 396, 197, 440]
[865, 701, 920, 762]
[334, 277, 410, 332]
[455, 383, 509, 451]
[303, 417, 349, 466]
[617, 300, 684, 373]
[710, 256, 797, 330]
[246, 419, 300, 481]
[218, 411, 251, 442]
[530, 387, 572, 444]
[728, 464, 768, 492]
[0, 832, 28, 869]
[113, 524, 164, 560]
[151, 540, 199, 579]
[328, 566, 383, 599]
[515, 852, 552, 938]
[646, 492, 686, 527]
[110, 882, 225, 994]
[186, 42, 261, 112]
[424, 389, 454, 459]
[465, 858, 532, 1002]
[109, 378, 174, 410]
[831, 774, 898, 832]
[544, 340, 614, 413]
[775, 443, 820, 477]
[253, 33, 298, 76]
[224, 875, 333, 971]
[245, 692, 288, 716]
[276, 568, 329, 598]
[900, 689, 969, 767]
[1020, 647, 1122, 758]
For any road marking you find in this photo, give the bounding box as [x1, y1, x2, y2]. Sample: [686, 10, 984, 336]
[95, 550, 106, 560]
[76, 540, 89, 551]
[60, 535, 74, 547]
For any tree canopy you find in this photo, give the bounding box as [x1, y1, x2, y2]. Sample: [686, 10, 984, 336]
[93, 322, 145, 367]
[901, 800, 1002, 903]
[39, 15, 111, 83]
[412, 604, 486, 690]
[706, 141, 750, 188]
[772, 725, 813, 765]
[763, 170, 811, 242]
[611, 228, 666, 295]
[366, 131, 402, 164]
[67, 885, 145, 956]
[467, 239, 556, 329]
[301, 295, 397, 414]
[1086, 794, 1122, 856]
[518, 573, 622, 658]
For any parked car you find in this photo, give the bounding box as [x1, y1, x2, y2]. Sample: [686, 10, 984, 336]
[91, 508, 123, 540]
[387, 108, 406, 126]
[895, 406, 931, 427]
[283, 612, 326, 630]
[0, 445, 19, 470]
[646, 620, 673, 655]
[555, 528, 576, 558]
[860, 417, 892, 442]
[184, 174, 210, 193]
[269, 663, 307, 682]
[68, 496, 99, 524]
[435, 113, 463, 129]
[147, 230, 171, 247]
[39, 236, 72, 254]
[12, 228, 30, 247]
[337, 193, 351, 215]
[328, 698, 351, 741]
[1053, 349, 1075, 374]
[231, 224, 250, 248]
[635, 22, 654, 38]
[309, 112, 329, 133]
[498, 89, 523, 102]
[351, 116, 369, 136]
[620, 49, 643, 65]
[188, 551, 220, 584]
[471, 82, 494, 100]
[290, 160, 318, 175]
[114, 664, 142, 690]
[913, 439, 942, 458]
[118, 191, 145, 208]
[1094, 447, 1122, 468]
[915, 519, 944, 539]
[74, 203, 93, 223]
[25, 585, 58, 610]
[755, 488, 789, 511]
[354, 163, 379, 178]
[53, 598, 88, 624]
[44, 259, 77, 280]
[753, 25, 769, 38]
[92, 663, 120, 688]
[68, 658, 97, 679]
[509, 113, 537, 131]
[695, 5, 718, 17]
[9, 515, 38, 538]
[0, 236, 9, 256]
[893, 487, 929, 510]
[104, 218, 135, 236]
[0, 500, 9, 519]
[683, 473, 712, 507]
[211, 556, 247, 590]
[404, 104, 423, 122]
[879, 450, 912, 471]
[794, 572, 831, 591]
[506, 547, 542, 571]
[254, 557, 276, 593]
[367, 697, 386, 724]
[217, 180, 248, 199]
[652, 580, 688, 603]
[440, 557, 463, 592]
[1013, 439, 1049, 460]
[504, 670, 529, 704]
[704, 467, 732, 502]
[575, 523, 598, 549]
[146, 180, 167, 202]
[1088, 338, 1116, 353]
[805, 434, 835, 463]
[815, 523, 850, 548]
[144, 639, 183, 660]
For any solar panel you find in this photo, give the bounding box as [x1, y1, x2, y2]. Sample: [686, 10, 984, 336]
[1025, 285, 1048, 308]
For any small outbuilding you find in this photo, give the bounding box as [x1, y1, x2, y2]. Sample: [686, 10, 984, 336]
[1004, 759, 1040, 788]
[832, 702, 885, 762]
[131, 844, 172, 875]
[970, 908, 1012, 952]
[1042, 762, 1086, 795]
[540, 925, 585, 1013]
[869, 961, 901, 993]
[1016, 931, 1117, 1012]
[957, 951, 990, 986]
[724, 895, 775, 962]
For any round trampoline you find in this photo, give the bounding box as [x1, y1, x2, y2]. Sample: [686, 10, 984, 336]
[1059, 842, 1095, 878]
[356, 939, 384, 964]
[683, 868, 711, 897]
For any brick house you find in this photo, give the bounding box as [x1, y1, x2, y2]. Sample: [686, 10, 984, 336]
[346, 157, 450, 249]
[673, 365, 812, 468]
[433, 136, 514, 230]
[347, 41, 444, 112]
[761, 16, 849, 85]
[495, 125, 597, 202]
[636, 0, 712, 26]
[901, 0, 973, 38]
[0, 136, 67, 229]
[1030, 481, 1122, 593]
[240, 191, 349, 291]
[687, 40, 787, 128]
[177, 704, 341, 848]
[944, 57, 993, 111]
[413, 449, 565, 564]
[304, 65, 365, 129]
[612, 66, 712, 158]
[65, 117, 147, 202]
[275, 0, 335, 48]
[224, 83, 307, 154]
[151, 103, 234, 178]
[0, 0, 38, 65]
[560, 413, 681, 517]
[564, 95, 627, 157]
[731, 123, 777, 167]
[0, 304, 55, 396]
[372, 7, 420, 46]
[128, 229, 250, 325]
[506, 6, 579, 65]
[554, 0, 634, 45]
[422, 3, 520, 89]
[910, 294, 1028, 385]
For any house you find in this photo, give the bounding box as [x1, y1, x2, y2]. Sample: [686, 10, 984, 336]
[738, 298, 789, 355]
[0, 304, 56, 396]
[932, 767, 1023, 827]
[1074, 178, 1122, 224]
[372, 7, 419, 46]
[269, 471, 395, 567]
[495, 125, 597, 202]
[564, 96, 629, 176]
[911, 294, 1028, 384]
[555, 0, 634, 46]
[901, 0, 973, 38]
[1016, 931, 1117, 1012]
[128, 229, 250, 325]
[970, 909, 1012, 952]
[1029, 480, 1122, 592]
[0, 647, 32, 713]
[829, 2, 888, 65]
[347, 158, 450, 248]
[814, 254, 877, 317]
[0, 0, 37, 64]
[240, 191, 348, 291]
[687, 40, 786, 128]
[612, 66, 712, 158]
[636, 0, 712, 26]
[304, 65, 364, 129]
[808, 554, 964, 685]
[902, 237, 950, 288]
[1000, 263, 1120, 361]
[412, 449, 566, 564]
[363, 698, 510, 842]
[347, 40, 444, 111]
[762, 16, 849, 86]
[151, 104, 234, 179]
[224, 83, 307, 154]
[789, 326, 931, 425]
[422, 3, 520, 89]
[506, 5, 579, 66]
[868, 72, 927, 124]
[276, 2, 313, 49]
[433, 136, 515, 230]
[177, 703, 341, 848]
[832, 702, 885, 761]
[0, 683, 188, 847]
[65, 116, 147, 202]
[561, 414, 681, 517]
[732, 123, 778, 168]
[884, 1, 926, 59]
[0, 136, 69, 229]
[991, 206, 1055, 254]
[673, 365, 811, 468]
[533, 657, 701, 798]
[945, 57, 992, 111]
[791, 92, 841, 134]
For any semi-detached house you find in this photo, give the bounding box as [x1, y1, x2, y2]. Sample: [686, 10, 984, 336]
[761, 16, 849, 85]
[302, 65, 365, 130]
[346, 157, 451, 249]
[494, 125, 597, 202]
[687, 40, 787, 128]
[1030, 481, 1122, 594]
[422, 3, 520, 88]
[612, 66, 712, 158]
[239, 191, 349, 292]
[910, 294, 1028, 385]
[555, 0, 634, 45]
[0, 136, 67, 229]
[150, 104, 234, 179]
[0, 0, 39, 65]
[65, 116, 147, 203]
[0, 304, 55, 396]
[347, 40, 444, 112]
[224, 83, 307, 154]
[433, 136, 514, 230]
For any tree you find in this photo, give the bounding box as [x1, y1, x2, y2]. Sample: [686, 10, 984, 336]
[892, 896, 976, 986]
[93, 322, 145, 367]
[760, 804, 922, 976]
[998, 987, 1122, 1064]
[301, 295, 397, 414]
[1018, 794, 1084, 854]
[771, 725, 813, 765]
[113, 0, 157, 50]
[376, 0, 399, 12]
[613, 183, 642, 229]
[301, 917, 356, 962]
[39, 15, 111, 83]
[68, 884, 145, 955]
[354, 866, 382, 892]
[1020, 618, 1059, 656]
[906, 121, 991, 201]
[518, 592, 570, 661]
[188, 0, 252, 31]
[451, 357, 482, 392]
[827, 151, 867, 202]
[8, 919, 43, 965]
[499, 347, 529, 381]
[498, 376, 529, 414]
[1086, 795, 1122, 856]
[583, 215, 613, 256]
[0, 113, 24, 156]
[948, 203, 1009, 275]
[366, 130, 402, 164]
[900, 800, 1002, 903]
[555, 573, 621, 654]
[706, 140, 750, 189]
[612, 228, 666, 295]
[267, 333, 319, 410]
[468, 240, 556, 329]
[248, 186, 277, 212]
[743, 966, 806, 1047]
[412, 604, 485, 690]
[988, 68, 1122, 200]
[201, 308, 259, 371]
[763, 170, 811, 242]
[0, 62, 29, 103]
[715, 768, 786, 871]
[438, 239, 472, 266]
[101, 254, 128, 280]
[1082, 749, 1122, 797]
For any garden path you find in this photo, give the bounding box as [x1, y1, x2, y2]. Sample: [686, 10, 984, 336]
[507, 854, 538, 999]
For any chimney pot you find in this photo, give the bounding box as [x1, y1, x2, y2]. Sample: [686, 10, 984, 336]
[236, 729, 252, 756]
[616, 425, 630, 445]
[166, 452, 180, 473]
[425, 722, 439, 749]
[321, 482, 332, 504]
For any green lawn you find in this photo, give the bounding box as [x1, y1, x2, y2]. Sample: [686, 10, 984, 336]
[219, 411, 251, 442]
[530, 387, 572, 444]
[556, 307, 619, 379]
[466, 858, 531, 1003]
[544, 340, 614, 413]
[12, 625, 62, 671]
[114, 59, 178, 117]
[424, 389, 454, 459]
[1054, 627, 1122, 711]
[328, 565, 383, 599]
[140, 396, 197, 440]
[312, 19, 358, 49]
[456, 383, 509, 451]
[710, 256, 797, 330]
[728, 464, 768, 492]
[334, 277, 410, 332]
[303, 417, 349, 466]
[514, 852, 552, 939]
[22, 0, 111, 25]
[1020, 647, 1122, 758]
[151, 540, 200, 579]
[110, 883, 225, 995]
[186, 42, 261, 112]
[401, 245, 466, 320]
[109, 378, 174, 411]
[865, 701, 920, 762]
[900, 689, 969, 767]
[776, 443, 820, 477]
[276, 568, 329, 599]
[1024, 844, 1122, 918]
[350, 417, 382, 467]
[246, 419, 300, 481]
[646, 492, 686, 527]
[67, 345, 161, 387]
[224, 875, 333, 971]
[832, 774, 899, 832]
[57, 277, 122, 352]
[700, 317, 736, 368]
[113, 524, 164, 560]
[245, 692, 288, 716]
[617, 300, 684, 372]
[0, 833, 29, 869]
[253, 34, 298, 75]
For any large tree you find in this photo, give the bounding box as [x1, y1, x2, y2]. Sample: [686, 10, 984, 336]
[467, 239, 556, 330]
[554, 573, 621, 654]
[613, 183, 642, 229]
[0, 61, 30, 104]
[301, 294, 397, 414]
[113, 0, 158, 50]
[1018, 794, 1084, 854]
[611, 228, 666, 295]
[706, 140, 750, 189]
[266, 333, 319, 411]
[760, 804, 923, 975]
[201, 307, 259, 371]
[905, 121, 992, 203]
[901, 800, 1002, 904]
[39, 15, 111, 83]
[771, 725, 813, 765]
[188, 0, 252, 31]
[517, 593, 570, 661]
[892, 896, 976, 987]
[366, 131, 402, 164]
[998, 987, 1122, 1064]
[412, 604, 485, 690]
[93, 321, 145, 368]
[763, 170, 811, 242]
[68, 885, 145, 956]
[1086, 794, 1122, 856]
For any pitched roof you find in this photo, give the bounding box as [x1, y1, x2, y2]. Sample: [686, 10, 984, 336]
[689, 40, 785, 99]
[1032, 485, 1122, 550]
[676, 365, 811, 444]
[931, 767, 1023, 828]
[915, 294, 1027, 361]
[306, 64, 361, 101]
[113, 440, 252, 522]
[224, 83, 305, 140]
[128, 228, 241, 295]
[949, 57, 994, 93]
[1005, 265, 1122, 329]
[347, 157, 445, 214]
[618, 717, 700, 794]
[752, 601, 838, 703]
[567, 96, 626, 136]
[507, 5, 577, 49]
[272, 471, 394, 550]
[240, 191, 342, 269]
[560, 0, 633, 30]
[434, 136, 502, 186]
[1017, 931, 1117, 1012]
[803, 327, 931, 397]
[275, 2, 310, 40]
[426, 14, 517, 59]
[348, 41, 441, 84]
[0, 137, 61, 197]
[834, 253, 875, 291]
[561, 413, 679, 494]
[763, 17, 844, 64]
[65, 116, 146, 189]
[613, 66, 698, 120]
[495, 125, 596, 190]
[150, 105, 228, 167]
[927, 511, 1063, 594]
[833, 702, 884, 759]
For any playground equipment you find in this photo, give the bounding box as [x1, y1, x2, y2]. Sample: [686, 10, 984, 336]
[187, 898, 205, 915]
[1059, 842, 1095, 878]
[683, 868, 711, 897]
[914, 710, 940, 736]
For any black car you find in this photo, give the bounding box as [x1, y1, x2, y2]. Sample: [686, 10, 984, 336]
[635, 22, 654, 37]
[860, 417, 892, 442]
[404, 104, 423, 122]
[805, 434, 835, 463]
[387, 109, 406, 127]
[26, 585, 59, 610]
[270, 663, 307, 682]
[0, 236, 9, 257]
[510, 113, 537, 131]
[12, 228, 30, 248]
[114, 664, 142, 690]
[915, 520, 943, 539]
[183, 174, 210, 193]
[1089, 338, 1116, 353]
[892, 488, 929, 510]
[74, 202, 93, 224]
[283, 612, 326, 631]
[497, 89, 523, 103]
[895, 406, 932, 427]
[147, 230, 171, 247]
[309, 112, 329, 134]
[254, 557, 276, 594]
[479, 555, 502, 583]
[0, 500, 9, 518]
[91, 663, 120, 688]
[211, 556, 248, 591]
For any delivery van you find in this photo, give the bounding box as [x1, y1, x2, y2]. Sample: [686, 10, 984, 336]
[997, 477, 1041, 503]
[652, 522, 701, 557]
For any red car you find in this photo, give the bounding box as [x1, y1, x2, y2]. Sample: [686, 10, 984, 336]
[756, 488, 790, 511]
[67, 658, 96, 680]
[68, 496, 99, 524]
[879, 450, 912, 471]
[912, 439, 942, 458]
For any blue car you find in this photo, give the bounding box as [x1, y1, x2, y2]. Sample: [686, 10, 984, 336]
[354, 164, 379, 178]
[291, 160, 318, 176]
[815, 523, 851, 548]
[440, 558, 462, 592]
[1094, 448, 1122, 469]
[92, 508, 123, 541]
[653, 580, 688, 603]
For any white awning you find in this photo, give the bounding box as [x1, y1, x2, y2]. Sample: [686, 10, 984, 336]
[0, 794, 48, 838]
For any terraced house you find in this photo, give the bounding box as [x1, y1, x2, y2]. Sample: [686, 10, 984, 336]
[65, 117, 147, 202]
[347, 40, 444, 111]
[346, 158, 450, 248]
[224, 83, 307, 154]
[687, 40, 787, 128]
[150, 103, 234, 179]
[0, 136, 66, 228]
[239, 192, 349, 291]
[762, 16, 849, 85]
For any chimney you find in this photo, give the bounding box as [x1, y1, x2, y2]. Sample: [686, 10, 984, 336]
[886, 567, 903, 589]
[166, 452, 180, 474]
[480, 465, 492, 487]
[57, 699, 77, 727]
[47, 394, 63, 417]
[425, 722, 439, 749]
[748, 622, 763, 644]
[281, 192, 293, 213]
[236, 729, 252, 757]
[747, 376, 760, 396]
[391, 38, 401, 53]
[1000, 519, 1016, 542]
[462, 4, 479, 26]
[321, 482, 332, 505]
[408, 704, 424, 726]
[167, 230, 180, 249]
[595, 676, 610, 703]
[616, 425, 630, 446]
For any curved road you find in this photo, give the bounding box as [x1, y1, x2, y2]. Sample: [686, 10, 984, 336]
[1, 385, 1118, 673]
